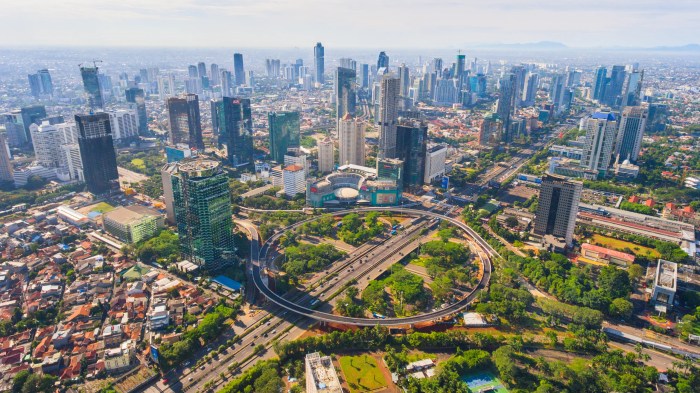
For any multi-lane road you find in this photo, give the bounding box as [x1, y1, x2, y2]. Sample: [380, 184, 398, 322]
[252, 207, 494, 326]
[142, 207, 496, 392]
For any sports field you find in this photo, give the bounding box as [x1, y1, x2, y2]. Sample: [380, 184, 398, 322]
[339, 354, 387, 393]
[462, 372, 509, 393]
[590, 234, 660, 258]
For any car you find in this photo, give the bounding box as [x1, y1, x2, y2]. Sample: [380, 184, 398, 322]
[162, 378, 169, 384]
[200, 365, 206, 370]
[188, 377, 193, 382]
[253, 334, 258, 338]
[263, 333, 268, 337]
[250, 342, 255, 346]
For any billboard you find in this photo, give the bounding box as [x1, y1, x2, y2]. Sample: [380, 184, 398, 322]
[441, 176, 449, 189]
[150, 345, 160, 364]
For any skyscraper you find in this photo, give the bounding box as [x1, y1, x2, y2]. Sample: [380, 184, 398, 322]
[168, 158, 235, 270]
[615, 106, 648, 164]
[314, 43, 325, 84]
[75, 113, 119, 194]
[233, 53, 245, 86]
[496, 74, 516, 141]
[318, 137, 334, 173]
[396, 121, 427, 188]
[335, 67, 356, 121]
[0, 130, 13, 184]
[125, 87, 147, 135]
[188, 65, 199, 78]
[534, 174, 582, 248]
[338, 115, 365, 167]
[377, 51, 389, 69]
[549, 73, 571, 115]
[377, 74, 400, 159]
[455, 53, 466, 79]
[268, 111, 301, 163]
[398, 64, 410, 97]
[210, 63, 220, 86]
[621, 68, 644, 108]
[218, 97, 253, 167]
[580, 111, 617, 177]
[38, 69, 54, 94]
[167, 94, 204, 150]
[521, 73, 539, 107]
[359, 64, 370, 89]
[593, 66, 608, 102]
[80, 66, 104, 110]
[20, 105, 47, 143]
[197, 62, 207, 81]
[604, 65, 626, 107]
[28, 73, 42, 97]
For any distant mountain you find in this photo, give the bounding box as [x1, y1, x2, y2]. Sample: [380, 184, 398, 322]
[648, 44, 700, 52]
[474, 41, 569, 50]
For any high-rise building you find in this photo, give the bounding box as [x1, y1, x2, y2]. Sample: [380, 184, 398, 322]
[28, 73, 42, 97]
[220, 69, 233, 97]
[338, 58, 357, 71]
[317, 137, 334, 173]
[108, 109, 139, 143]
[30, 121, 69, 168]
[217, 97, 253, 167]
[359, 64, 370, 89]
[2, 111, 28, 147]
[266, 59, 281, 78]
[534, 174, 582, 248]
[210, 63, 220, 86]
[125, 87, 147, 135]
[621, 68, 644, 108]
[167, 94, 204, 150]
[432, 58, 443, 77]
[398, 64, 410, 97]
[580, 111, 617, 177]
[168, 158, 235, 270]
[376, 157, 404, 187]
[188, 65, 198, 78]
[80, 66, 104, 110]
[396, 121, 427, 188]
[615, 106, 647, 164]
[314, 43, 325, 84]
[268, 111, 300, 163]
[478, 113, 502, 146]
[20, 105, 47, 143]
[377, 74, 400, 159]
[197, 62, 207, 81]
[335, 67, 356, 121]
[424, 144, 447, 184]
[604, 65, 626, 107]
[521, 73, 539, 107]
[593, 66, 608, 102]
[0, 130, 14, 184]
[75, 113, 119, 194]
[496, 74, 516, 141]
[377, 51, 389, 69]
[338, 115, 365, 166]
[233, 53, 245, 86]
[282, 164, 306, 197]
[455, 54, 466, 79]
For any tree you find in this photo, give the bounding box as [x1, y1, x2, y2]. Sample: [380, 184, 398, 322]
[608, 298, 634, 319]
[504, 216, 519, 228]
[628, 264, 644, 281]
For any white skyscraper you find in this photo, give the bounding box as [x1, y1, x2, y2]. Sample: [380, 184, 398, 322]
[580, 111, 618, 177]
[108, 109, 139, 143]
[377, 74, 399, 159]
[338, 115, 365, 167]
[317, 137, 334, 173]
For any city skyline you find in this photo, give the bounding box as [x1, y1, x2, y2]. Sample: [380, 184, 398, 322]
[3, 0, 700, 49]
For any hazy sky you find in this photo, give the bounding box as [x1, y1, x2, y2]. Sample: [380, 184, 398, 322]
[3, 0, 698, 48]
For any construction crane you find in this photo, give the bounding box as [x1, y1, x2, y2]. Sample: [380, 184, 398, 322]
[78, 59, 103, 69]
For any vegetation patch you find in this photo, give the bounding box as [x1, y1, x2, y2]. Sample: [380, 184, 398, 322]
[339, 355, 388, 393]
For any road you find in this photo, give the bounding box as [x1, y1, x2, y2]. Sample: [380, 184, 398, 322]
[252, 207, 495, 326]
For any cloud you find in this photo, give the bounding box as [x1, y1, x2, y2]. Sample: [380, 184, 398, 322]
[1, 0, 698, 48]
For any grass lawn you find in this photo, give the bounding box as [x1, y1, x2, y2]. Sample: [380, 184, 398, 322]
[90, 202, 115, 214]
[590, 234, 660, 259]
[131, 158, 146, 170]
[339, 355, 387, 393]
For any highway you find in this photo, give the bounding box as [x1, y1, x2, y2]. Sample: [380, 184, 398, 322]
[252, 207, 495, 326]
